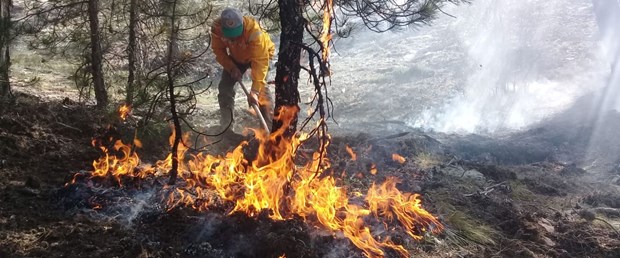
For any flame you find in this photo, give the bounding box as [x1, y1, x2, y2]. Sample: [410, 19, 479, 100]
[345, 145, 357, 161]
[90, 139, 143, 186]
[392, 153, 406, 164]
[118, 104, 131, 121]
[77, 106, 443, 257]
[366, 178, 444, 240]
[88, 128, 189, 185]
[319, 0, 333, 64]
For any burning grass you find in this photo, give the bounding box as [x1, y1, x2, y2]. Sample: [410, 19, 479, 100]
[65, 105, 444, 257]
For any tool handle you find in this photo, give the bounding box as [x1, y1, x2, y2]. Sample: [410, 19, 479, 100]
[238, 80, 270, 132]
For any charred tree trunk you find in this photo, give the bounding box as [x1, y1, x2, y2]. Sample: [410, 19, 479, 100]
[88, 0, 108, 108]
[272, 0, 303, 137]
[166, 0, 182, 185]
[0, 0, 10, 111]
[126, 0, 138, 105]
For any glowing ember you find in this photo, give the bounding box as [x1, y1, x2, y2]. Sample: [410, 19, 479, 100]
[75, 106, 443, 257]
[345, 145, 357, 161]
[118, 104, 131, 121]
[392, 153, 406, 164]
[370, 163, 377, 175]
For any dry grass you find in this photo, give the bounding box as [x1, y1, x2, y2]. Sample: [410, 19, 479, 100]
[10, 42, 84, 102]
[509, 181, 537, 202]
[414, 152, 442, 170]
[431, 189, 499, 250]
[444, 210, 498, 246]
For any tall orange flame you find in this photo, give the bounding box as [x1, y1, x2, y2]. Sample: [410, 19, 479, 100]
[78, 106, 443, 257]
[319, 0, 334, 63]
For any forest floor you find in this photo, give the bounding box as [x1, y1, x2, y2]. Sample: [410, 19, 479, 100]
[1, 90, 620, 258]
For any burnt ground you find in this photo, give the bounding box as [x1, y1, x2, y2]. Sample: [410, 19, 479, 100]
[1, 92, 620, 258]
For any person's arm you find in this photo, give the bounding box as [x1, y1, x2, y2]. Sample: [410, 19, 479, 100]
[248, 31, 275, 93]
[210, 21, 236, 73]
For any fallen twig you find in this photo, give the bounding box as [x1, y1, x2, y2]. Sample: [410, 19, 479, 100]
[589, 207, 620, 218]
[464, 181, 507, 197]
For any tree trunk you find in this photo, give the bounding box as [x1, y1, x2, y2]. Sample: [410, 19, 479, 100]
[0, 0, 10, 110]
[166, 0, 182, 185]
[273, 0, 303, 137]
[88, 0, 108, 108]
[161, 0, 179, 59]
[126, 0, 138, 105]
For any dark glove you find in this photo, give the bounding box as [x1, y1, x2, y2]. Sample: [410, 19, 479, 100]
[247, 90, 259, 107]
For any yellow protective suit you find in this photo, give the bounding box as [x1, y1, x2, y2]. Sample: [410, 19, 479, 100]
[211, 16, 276, 92]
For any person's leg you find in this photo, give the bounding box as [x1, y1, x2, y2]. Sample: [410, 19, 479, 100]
[217, 70, 237, 131]
[218, 63, 251, 133]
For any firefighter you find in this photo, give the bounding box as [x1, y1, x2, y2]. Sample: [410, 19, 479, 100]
[211, 8, 275, 138]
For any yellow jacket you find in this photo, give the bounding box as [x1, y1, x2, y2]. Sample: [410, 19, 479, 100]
[211, 16, 275, 92]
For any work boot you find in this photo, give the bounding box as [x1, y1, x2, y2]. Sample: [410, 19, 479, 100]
[217, 118, 245, 144]
[222, 128, 245, 143]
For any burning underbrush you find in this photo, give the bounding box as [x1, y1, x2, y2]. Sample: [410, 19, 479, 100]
[59, 105, 443, 257]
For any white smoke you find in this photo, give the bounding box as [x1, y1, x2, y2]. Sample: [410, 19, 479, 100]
[591, 0, 620, 113]
[82, 187, 160, 228]
[116, 189, 157, 226]
[329, 0, 610, 135]
[412, 0, 608, 134]
[583, 0, 620, 172]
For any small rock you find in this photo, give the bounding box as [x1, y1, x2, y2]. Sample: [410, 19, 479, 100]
[62, 97, 76, 105]
[8, 180, 25, 187]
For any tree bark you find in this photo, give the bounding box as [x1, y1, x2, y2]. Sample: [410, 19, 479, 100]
[273, 0, 303, 137]
[126, 0, 138, 105]
[88, 0, 108, 108]
[0, 0, 10, 110]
